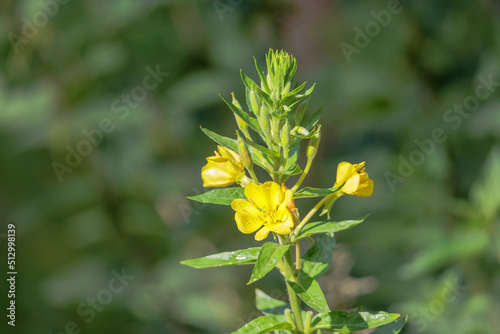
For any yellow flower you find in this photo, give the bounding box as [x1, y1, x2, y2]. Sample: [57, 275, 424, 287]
[201, 146, 245, 187]
[231, 181, 294, 241]
[334, 161, 374, 197]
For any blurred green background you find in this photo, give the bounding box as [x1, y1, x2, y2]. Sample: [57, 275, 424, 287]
[1, 0, 500, 333]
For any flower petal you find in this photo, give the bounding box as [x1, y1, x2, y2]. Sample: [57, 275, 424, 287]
[335, 162, 356, 187]
[255, 226, 271, 241]
[235, 212, 263, 234]
[218, 146, 242, 170]
[342, 173, 360, 194]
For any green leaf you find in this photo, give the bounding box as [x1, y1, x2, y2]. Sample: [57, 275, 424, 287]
[181, 247, 261, 268]
[301, 106, 322, 130]
[188, 187, 245, 206]
[255, 289, 308, 324]
[370, 315, 408, 334]
[246, 139, 280, 159]
[248, 243, 291, 284]
[241, 70, 274, 108]
[294, 186, 342, 199]
[301, 234, 336, 279]
[200, 127, 270, 171]
[220, 94, 263, 135]
[295, 216, 368, 240]
[288, 271, 330, 313]
[311, 311, 400, 333]
[470, 146, 500, 221]
[255, 289, 289, 319]
[231, 316, 293, 334]
[253, 57, 270, 92]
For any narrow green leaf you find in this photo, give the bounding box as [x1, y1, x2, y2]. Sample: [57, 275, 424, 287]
[181, 247, 261, 268]
[241, 70, 274, 108]
[280, 82, 306, 104]
[295, 215, 368, 240]
[288, 271, 330, 313]
[301, 106, 322, 130]
[253, 57, 270, 92]
[220, 94, 263, 135]
[188, 187, 245, 206]
[311, 311, 400, 333]
[370, 315, 408, 334]
[200, 127, 270, 171]
[248, 243, 290, 284]
[246, 139, 280, 159]
[301, 234, 336, 279]
[293, 186, 342, 199]
[231, 316, 293, 334]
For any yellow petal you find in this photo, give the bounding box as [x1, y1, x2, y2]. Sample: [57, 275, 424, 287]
[342, 173, 360, 194]
[245, 181, 282, 210]
[231, 199, 260, 215]
[234, 212, 263, 234]
[217, 146, 242, 170]
[335, 162, 356, 187]
[269, 211, 294, 235]
[355, 179, 374, 197]
[201, 161, 238, 187]
[255, 226, 270, 241]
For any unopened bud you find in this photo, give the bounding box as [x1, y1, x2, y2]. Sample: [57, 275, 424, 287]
[260, 105, 271, 134]
[294, 97, 310, 125]
[237, 131, 253, 169]
[281, 120, 290, 150]
[250, 91, 260, 115]
[307, 126, 321, 159]
[291, 126, 310, 137]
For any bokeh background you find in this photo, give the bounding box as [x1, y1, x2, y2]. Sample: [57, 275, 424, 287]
[1, 0, 500, 333]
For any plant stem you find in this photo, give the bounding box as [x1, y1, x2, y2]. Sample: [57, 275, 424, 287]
[248, 165, 260, 185]
[291, 196, 329, 241]
[283, 247, 304, 334]
[291, 157, 313, 192]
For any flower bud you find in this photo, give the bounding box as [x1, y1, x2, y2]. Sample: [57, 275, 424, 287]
[307, 126, 321, 159]
[250, 90, 260, 115]
[237, 131, 253, 169]
[291, 126, 310, 137]
[281, 120, 290, 150]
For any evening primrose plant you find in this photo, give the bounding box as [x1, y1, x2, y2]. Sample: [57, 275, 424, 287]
[182, 50, 407, 334]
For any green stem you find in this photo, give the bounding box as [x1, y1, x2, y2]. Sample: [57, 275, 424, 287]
[291, 157, 313, 192]
[248, 165, 260, 185]
[283, 247, 304, 334]
[291, 196, 329, 241]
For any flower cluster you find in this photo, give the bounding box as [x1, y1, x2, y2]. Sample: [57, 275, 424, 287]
[184, 49, 404, 334]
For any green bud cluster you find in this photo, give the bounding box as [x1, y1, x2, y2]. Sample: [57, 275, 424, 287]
[224, 49, 321, 184]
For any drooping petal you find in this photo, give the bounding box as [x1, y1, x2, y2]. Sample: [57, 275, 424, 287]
[254, 226, 270, 241]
